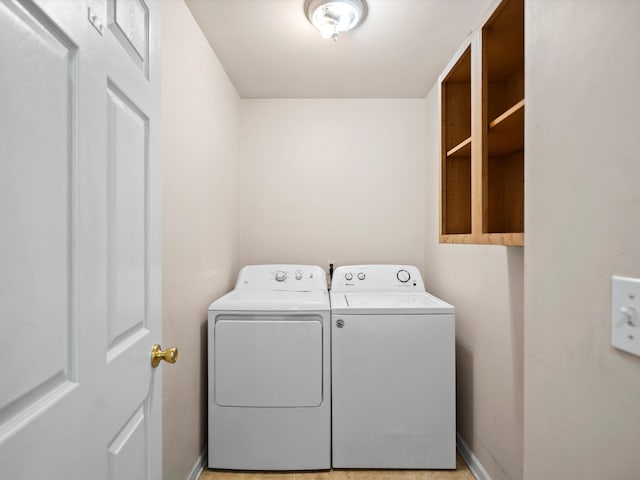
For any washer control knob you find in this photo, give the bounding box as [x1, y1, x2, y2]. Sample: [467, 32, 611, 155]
[397, 269, 411, 283]
[295, 271, 303, 280]
[275, 271, 287, 282]
[357, 272, 366, 281]
[345, 272, 353, 281]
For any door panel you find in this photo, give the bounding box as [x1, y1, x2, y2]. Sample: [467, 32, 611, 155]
[107, 406, 148, 480]
[0, 0, 162, 478]
[106, 80, 148, 358]
[108, 0, 148, 76]
[0, 0, 78, 434]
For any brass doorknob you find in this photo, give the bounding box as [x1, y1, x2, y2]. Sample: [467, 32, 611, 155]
[151, 344, 178, 368]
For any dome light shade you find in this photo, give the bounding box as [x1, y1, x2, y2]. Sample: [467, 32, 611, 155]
[305, 0, 367, 41]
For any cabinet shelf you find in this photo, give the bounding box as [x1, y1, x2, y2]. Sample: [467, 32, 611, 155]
[440, 233, 476, 244]
[446, 137, 471, 158]
[440, 232, 524, 246]
[478, 232, 523, 246]
[489, 99, 524, 128]
[488, 99, 524, 156]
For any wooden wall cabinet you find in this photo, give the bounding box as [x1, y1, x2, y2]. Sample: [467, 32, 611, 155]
[440, 0, 524, 246]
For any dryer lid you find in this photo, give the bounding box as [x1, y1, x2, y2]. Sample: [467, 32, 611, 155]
[209, 289, 330, 311]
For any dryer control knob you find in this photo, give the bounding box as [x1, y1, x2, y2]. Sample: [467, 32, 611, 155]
[357, 272, 366, 280]
[275, 271, 287, 282]
[397, 269, 411, 283]
[345, 272, 353, 281]
[295, 271, 303, 280]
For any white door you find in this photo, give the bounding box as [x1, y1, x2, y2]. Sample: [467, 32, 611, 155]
[0, 0, 164, 478]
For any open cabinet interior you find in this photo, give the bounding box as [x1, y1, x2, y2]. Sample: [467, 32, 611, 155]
[439, 0, 524, 246]
[441, 46, 472, 236]
[484, 0, 524, 236]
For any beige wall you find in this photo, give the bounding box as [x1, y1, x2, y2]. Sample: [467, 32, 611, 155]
[238, 99, 426, 271]
[424, 87, 524, 480]
[523, 2, 640, 479]
[161, 2, 240, 479]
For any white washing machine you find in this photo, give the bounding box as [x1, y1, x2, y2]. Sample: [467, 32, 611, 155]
[207, 265, 330, 470]
[330, 265, 456, 469]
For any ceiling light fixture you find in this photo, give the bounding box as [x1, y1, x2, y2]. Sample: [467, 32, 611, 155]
[305, 0, 367, 41]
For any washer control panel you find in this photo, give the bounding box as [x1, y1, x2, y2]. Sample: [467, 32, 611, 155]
[331, 265, 425, 292]
[235, 264, 327, 291]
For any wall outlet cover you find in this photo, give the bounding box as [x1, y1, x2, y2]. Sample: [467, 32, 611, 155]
[611, 276, 640, 357]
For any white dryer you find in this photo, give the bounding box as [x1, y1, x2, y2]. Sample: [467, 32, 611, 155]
[330, 265, 455, 469]
[207, 265, 330, 470]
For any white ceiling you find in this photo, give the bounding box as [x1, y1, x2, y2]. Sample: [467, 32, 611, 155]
[184, 0, 493, 99]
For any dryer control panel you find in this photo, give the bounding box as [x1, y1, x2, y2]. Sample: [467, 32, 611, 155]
[331, 265, 425, 292]
[235, 264, 327, 292]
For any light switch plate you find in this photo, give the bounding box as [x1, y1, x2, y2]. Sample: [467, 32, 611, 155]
[611, 276, 640, 357]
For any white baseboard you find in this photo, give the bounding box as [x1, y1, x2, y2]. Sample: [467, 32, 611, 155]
[456, 433, 492, 480]
[191, 439, 485, 480]
[186, 445, 208, 480]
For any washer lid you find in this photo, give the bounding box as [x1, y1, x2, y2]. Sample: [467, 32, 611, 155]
[209, 289, 330, 311]
[330, 291, 453, 315]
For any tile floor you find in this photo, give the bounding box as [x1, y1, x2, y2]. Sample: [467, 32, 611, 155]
[199, 452, 474, 480]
